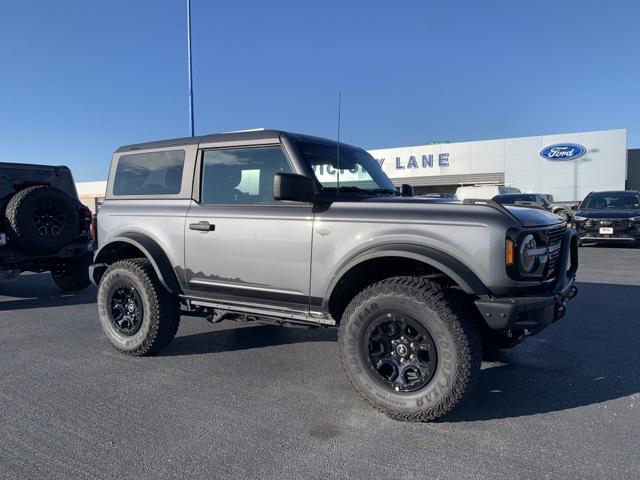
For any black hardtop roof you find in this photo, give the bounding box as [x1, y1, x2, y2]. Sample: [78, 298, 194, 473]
[0, 162, 70, 171]
[115, 130, 352, 153]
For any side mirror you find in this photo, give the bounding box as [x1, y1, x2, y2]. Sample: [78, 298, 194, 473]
[273, 173, 315, 202]
[571, 205, 579, 211]
[400, 184, 413, 197]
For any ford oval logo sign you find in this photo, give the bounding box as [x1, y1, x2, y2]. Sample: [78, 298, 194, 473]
[540, 143, 586, 161]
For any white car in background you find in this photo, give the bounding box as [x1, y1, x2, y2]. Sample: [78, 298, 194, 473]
[455, 184, 520, 201]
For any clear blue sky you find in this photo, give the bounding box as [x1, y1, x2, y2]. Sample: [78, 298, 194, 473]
[0, 0, 638, 181]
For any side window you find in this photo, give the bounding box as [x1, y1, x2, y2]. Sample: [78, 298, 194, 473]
[200, 146, 292, 205]
[113, 150, 185, 196]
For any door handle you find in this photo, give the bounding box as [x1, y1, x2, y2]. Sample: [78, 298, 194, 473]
[189, 221, 215, 232]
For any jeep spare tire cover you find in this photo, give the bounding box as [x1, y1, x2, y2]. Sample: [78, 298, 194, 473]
[5, 185, 79, 254]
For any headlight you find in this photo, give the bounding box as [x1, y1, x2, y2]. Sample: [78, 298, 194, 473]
[572, 215, 587, 222]
[519, 234, 539, 273]
[630, 216, 640, 224]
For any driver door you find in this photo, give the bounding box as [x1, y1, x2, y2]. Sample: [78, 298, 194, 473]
[184, 145, 314, 313]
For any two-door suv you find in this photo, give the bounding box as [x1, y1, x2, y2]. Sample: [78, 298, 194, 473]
[92, 130, 578, 421]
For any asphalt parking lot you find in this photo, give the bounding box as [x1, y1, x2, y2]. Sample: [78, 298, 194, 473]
[1, 246, 639, 480]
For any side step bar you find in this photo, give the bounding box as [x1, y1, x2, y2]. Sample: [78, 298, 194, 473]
[182, 296, 336, 327]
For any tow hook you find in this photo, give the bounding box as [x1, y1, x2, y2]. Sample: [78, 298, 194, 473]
[554, 299, 569, 322]
[567, 285, 578, 300]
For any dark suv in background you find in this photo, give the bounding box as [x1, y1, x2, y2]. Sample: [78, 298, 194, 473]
[0, 162, 94, 290]
[572, 190, 640, 246]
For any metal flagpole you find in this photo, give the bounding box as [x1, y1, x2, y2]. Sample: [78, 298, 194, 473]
[186, 0, 195, 137]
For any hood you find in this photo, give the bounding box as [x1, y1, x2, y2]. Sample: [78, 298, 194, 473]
[575, 209, 640, 219]
[503, 205, 564, 227]
[361, 196, 562, 227]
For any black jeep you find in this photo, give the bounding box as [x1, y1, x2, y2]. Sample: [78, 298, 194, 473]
[0, 162, 94, 290]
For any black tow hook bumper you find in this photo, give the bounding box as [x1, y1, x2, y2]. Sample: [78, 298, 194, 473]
[475, 229, 579, 332]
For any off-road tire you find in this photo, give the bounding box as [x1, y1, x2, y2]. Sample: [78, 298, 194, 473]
[5, 185, 79, 254]
[338, 276, 482, 422]
[51, 252, 92, 291]
[97, 258, 180, 356]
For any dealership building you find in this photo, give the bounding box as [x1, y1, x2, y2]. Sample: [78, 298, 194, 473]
[370, 128, 631, 202]
[76, 128, 639, 210]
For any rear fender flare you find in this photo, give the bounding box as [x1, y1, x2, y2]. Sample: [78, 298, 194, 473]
[93, 232, 182, 294]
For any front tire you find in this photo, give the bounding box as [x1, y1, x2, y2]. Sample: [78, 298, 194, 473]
[338, 276, 482, 422]
[97, 258, 180, 356]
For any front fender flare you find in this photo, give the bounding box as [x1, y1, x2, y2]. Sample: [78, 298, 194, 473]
[323, 243, 489, 310]
[93, 232, 182, 294]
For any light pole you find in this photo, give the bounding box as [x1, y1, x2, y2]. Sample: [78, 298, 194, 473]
[186, 0, 195, 137]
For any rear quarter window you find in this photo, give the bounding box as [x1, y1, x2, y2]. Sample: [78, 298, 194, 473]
[113, 150, 185, 196]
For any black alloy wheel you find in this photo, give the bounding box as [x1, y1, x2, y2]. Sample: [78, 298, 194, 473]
[109, 282, 144, 336]
[363, 313, 438, 393]
[97, 259, 181, 356]
[31, 201, 67, 238]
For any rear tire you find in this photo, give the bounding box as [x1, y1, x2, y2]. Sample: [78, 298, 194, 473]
[97, 258, 180, 356]
[338, 276, 482, 422]
[5, 185, 79, 254]
[52, 253, 92, 291]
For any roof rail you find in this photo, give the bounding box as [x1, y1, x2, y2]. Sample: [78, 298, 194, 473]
[462, 198, 522, 225]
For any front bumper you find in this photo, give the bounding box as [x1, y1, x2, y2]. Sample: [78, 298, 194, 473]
[577, 232, 640, 243]
[574, 222, 640, 243]
[475, 229, 579, 332]
[0, 238, 95, 265]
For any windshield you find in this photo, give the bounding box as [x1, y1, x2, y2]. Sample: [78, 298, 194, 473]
[581, 192, 640, 210]
[296, 141, 397, 194]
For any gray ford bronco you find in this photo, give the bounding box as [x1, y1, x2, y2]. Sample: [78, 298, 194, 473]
[91, 130, 578, 421]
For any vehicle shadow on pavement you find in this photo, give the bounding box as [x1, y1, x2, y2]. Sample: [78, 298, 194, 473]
[161, 324, 338, 356]
[443, 281, 640, 422]
[0, 274, 96, 311]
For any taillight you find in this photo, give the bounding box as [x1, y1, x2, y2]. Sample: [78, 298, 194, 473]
[79, 206, 93, 236]
[90, 213, 98, 243]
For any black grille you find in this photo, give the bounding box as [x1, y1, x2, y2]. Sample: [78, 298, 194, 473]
[546, 223, 566, 244]
[545, 224, 566, 277]
[585, 218, 631, 230]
